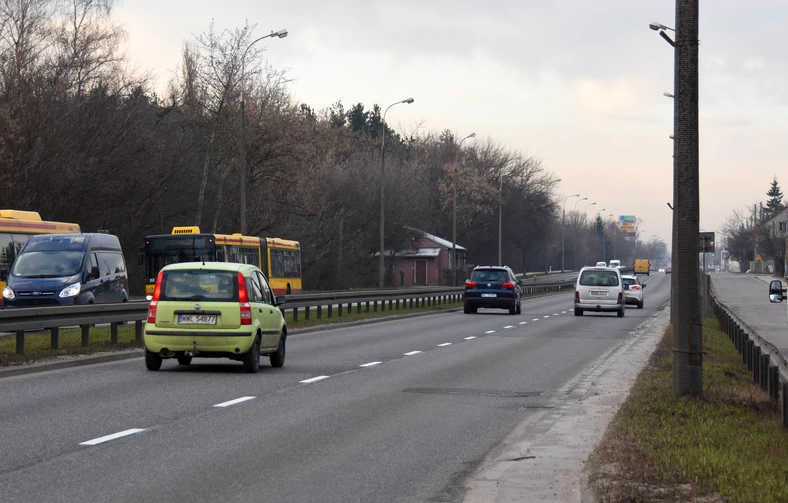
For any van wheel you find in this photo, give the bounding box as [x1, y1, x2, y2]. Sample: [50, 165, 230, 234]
[177, 355, 192, 365]
[574, 309, 583, 316]
[145, 350, 162, 371]
[243, 337, 261, 373]
[617, 308, 625, 318]
[270, 334, 286, 368]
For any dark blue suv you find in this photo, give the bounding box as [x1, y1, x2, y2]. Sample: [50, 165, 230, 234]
[463, 266, 522, 315]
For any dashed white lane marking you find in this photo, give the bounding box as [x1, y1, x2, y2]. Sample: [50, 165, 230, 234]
[562, 311, 568, 314]
[485, 330, 496, 334]
[300, 376, 330, 384]
[553, 313, 560, 316]
[80, 429, 146, 446]
[359, 361, 382, 368]
[437, 343, 453, 347]
[532, 319, 540, 322]
[504, 325, 514, 329]
[214, 396, 255, 408]
[543, 315, 550, 318]
[519, 322, 527, 325]
[403, 351, 422, 356]
[465, 336, 477, 340]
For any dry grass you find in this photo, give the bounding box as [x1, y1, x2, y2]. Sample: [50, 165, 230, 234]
[589, 318, 788, 502]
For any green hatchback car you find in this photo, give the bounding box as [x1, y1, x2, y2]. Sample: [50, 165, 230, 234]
[143, 262, 287, 373]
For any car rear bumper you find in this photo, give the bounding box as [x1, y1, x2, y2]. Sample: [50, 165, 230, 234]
[574, 301, 621, 312]
[144, 330, 255, 353]
[464, 296, 516, 309]
[624, 295, 642, 305]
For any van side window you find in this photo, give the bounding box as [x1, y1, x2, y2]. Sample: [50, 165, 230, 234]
[89, 253, 99, 276]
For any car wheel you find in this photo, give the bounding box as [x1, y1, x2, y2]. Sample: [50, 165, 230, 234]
[464, 303, 473, 314]
[637, 300, 644, 309]
[177, 354, 192, 365]
[509, 303, 517, 315]
[516, 300, 522, 314]
[574, 309, 583, 316]
[243, 337, 261, 374]
[145, 350, 162, 371]
[617, 308, 625, 318]
[270, 333, 286, 368]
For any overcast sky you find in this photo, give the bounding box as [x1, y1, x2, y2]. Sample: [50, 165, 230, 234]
[114, 0, 788, 249]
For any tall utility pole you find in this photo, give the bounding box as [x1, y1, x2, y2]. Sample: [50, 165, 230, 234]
[561, 194, 580, 272]
[452, 132, 476, 285]
[673, 0, 702, 397]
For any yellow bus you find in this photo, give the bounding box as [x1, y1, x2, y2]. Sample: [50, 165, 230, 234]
[142, 227, 302, 298]
[0, 210, 81, 307]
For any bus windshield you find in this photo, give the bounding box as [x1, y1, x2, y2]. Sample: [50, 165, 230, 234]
[144, 235, 216, 283]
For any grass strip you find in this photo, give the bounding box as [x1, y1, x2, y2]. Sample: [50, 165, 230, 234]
[589, 317, 788, 502]
[283, 300, 463, 329]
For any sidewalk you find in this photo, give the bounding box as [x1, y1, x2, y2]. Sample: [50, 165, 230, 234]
[710, 274, 788, 356]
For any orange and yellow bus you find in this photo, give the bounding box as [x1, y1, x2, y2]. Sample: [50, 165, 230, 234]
[142, 227, 302, 298]
[0, 210, 81, 307]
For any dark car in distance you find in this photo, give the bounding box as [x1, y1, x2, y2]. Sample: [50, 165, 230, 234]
[463, 266, 522, 315]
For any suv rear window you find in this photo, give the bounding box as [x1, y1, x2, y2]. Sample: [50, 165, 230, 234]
[160, 270, 239, 301]
[579, 270, 619, 287]
[622, 277, 637, 287]
[471, 269, 509, 282]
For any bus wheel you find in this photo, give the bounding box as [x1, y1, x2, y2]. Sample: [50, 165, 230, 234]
[286, 284, 291, 295]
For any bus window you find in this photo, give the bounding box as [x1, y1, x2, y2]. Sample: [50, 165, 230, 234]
[242, 247, 260, 267]
[270, 249, 301, 278]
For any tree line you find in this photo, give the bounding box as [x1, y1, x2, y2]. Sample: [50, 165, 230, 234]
[1, 2, 652, 293]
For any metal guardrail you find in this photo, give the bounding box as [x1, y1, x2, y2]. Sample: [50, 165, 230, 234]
[0, 281, 575, 356]
[709, 280, 788, 427]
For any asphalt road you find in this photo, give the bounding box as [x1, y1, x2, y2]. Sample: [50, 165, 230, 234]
[0, 274, 670, 503]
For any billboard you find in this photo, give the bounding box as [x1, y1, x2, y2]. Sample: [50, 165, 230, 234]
[619, 215, 637, 232]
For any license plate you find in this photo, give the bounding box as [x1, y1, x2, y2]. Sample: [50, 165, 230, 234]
[590, 291, 608, 296]
[178, 314, 217, 325]
[481, 293, 497, 298]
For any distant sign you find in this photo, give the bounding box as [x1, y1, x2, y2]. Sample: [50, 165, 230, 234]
[699, 232, 715, 253]
[619, 215, 636, 231]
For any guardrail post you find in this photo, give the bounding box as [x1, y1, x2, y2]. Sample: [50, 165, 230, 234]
[768, 365, 779, 402]
[750, 343, 758, 376]
[760, 354, 769, 391]
[15, 330, 24, 355]
[783, 382, 788, 429]
[317, 305, 322, 319]
[135, 321, 143, 344]
[328, 304, 333, 318]
[111, 322, 119, 345]
[305, 306, 311, 320]
[50, 327, 59, 350]
[81, 325, 90, 347]
[337, 303, 342, 317]
[409, 298, 413, 308]
[293, 307, 299, 322]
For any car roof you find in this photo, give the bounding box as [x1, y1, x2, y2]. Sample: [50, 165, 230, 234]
[621, 275, 638, 280]
[579, 266, 620, 272]
[161, 261, 257, 273]
[473, 266, 511, 271]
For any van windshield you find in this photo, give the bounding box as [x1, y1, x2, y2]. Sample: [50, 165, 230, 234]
[11, 251, 85, 278]
[579, 270, 619, 287]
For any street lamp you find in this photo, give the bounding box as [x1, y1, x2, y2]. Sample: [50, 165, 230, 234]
[582, 202, 597, 266]
[452, 132, 476, 285]
[239, 28, 288, 236]
[561, 194, 580, 272]
[572, 197, 588, 269]
[378, 97, 415, 289]
[499, 155, 522, 266]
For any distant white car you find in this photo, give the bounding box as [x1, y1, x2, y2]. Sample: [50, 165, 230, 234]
[595, 261, 607, 267]
[609, 259, 621, 269]
[621, 275, 645, 309]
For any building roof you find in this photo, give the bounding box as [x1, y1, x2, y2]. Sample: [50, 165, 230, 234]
[396, 247, 441, 258]
[406, 227, 466, 251]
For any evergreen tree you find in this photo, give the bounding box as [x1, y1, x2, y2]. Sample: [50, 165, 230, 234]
[595, 215, 604, 236]
[766, 176, 784, 217]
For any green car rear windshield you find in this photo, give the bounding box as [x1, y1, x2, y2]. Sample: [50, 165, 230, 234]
[160, 270, 239, 302]
[579, 270, 619, 287]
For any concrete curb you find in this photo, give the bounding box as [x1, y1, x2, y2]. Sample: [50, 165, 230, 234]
[0, 289, 571, 379]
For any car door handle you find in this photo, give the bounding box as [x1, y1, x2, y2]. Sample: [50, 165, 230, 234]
[258, 309, 263, 313]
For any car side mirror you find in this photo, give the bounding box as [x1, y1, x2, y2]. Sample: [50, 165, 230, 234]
[769, 280, 784, 302]
[623, 284, 629, 290]
[275, 295, 287, 306]
[642, 284, 647, 289]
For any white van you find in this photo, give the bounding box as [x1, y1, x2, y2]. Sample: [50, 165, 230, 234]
[609, 259, 621, 269]
[574, 266, 625, 317]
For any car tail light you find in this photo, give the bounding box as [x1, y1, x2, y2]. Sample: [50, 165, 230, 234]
[630, 285, 641, 290]
[618, 292, 623, 303]
[575, 291, 580, 302]
[465, 280, 477, 288]
[502, 281, 515, 289]
[238, 272, 252, 325]
[147, 271, 164, 324]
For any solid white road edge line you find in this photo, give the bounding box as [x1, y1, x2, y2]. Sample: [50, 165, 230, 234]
[300, 375, 330, 384]
[403, 351, 422, 356]
[213, 396, 256, 408]
[359, 361, 382, 367]
[79, 429, 146, 446]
